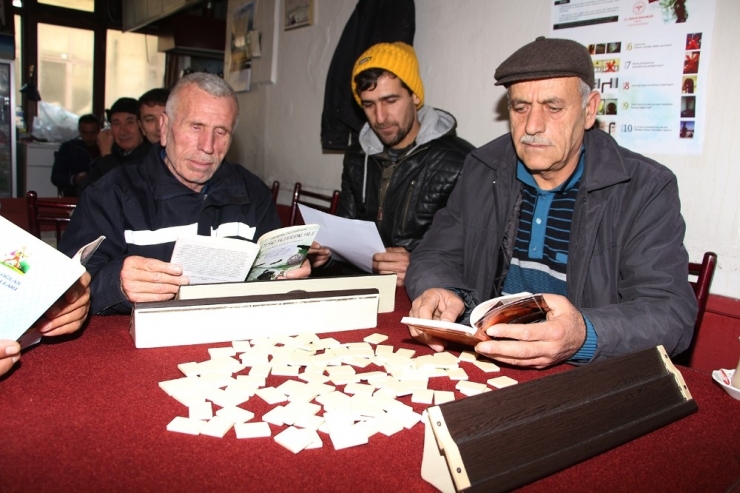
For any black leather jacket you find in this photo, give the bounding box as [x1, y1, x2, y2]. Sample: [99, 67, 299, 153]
[337, 106, 473, 251]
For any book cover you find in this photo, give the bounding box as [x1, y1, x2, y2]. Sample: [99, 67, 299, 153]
[0, 216, 87, 341]
[401, 292, 550, 347]
[246, 224, 320, 281]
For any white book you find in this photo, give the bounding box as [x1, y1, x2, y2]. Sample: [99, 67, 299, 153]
[0, 216, 103, 342]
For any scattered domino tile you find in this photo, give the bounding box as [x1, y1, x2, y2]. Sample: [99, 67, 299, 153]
[177, 362, 200, 377]
[446, 367, 469, 381]
[235, 421, 271, 439]
[487, 376, 518, 389]
[274, 426, 318, 454]
[201, 416, 235, 438]
[455, 380, 489, 397]
[256, 387, 288, 405]
[189, 401, 213, 420]
[363, 333, 389, 345]
[262, 406, 288, 426]
[216, 406, 255, 424]
[208, 347, 238, 358]
[434, 390, 456, 405]
[166, 416, 204, 435]
[328, 423, 369, 450]
[459, 351, 477, 362]
[232, 340, 252, 352]
[162, 330, 524, 455]
[472, 360, 501, 373]
[411, 389, 434, 405]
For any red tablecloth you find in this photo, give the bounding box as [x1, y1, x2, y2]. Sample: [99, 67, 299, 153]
[1, 291, 739, 492]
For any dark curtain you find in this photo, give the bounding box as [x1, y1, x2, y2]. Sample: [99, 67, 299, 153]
[320, 0, 415, 151]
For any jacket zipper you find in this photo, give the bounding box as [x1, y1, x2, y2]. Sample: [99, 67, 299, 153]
[400, 179, 417, 229]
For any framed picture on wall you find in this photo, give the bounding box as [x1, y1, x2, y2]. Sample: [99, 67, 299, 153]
[284, 0, 313, 30]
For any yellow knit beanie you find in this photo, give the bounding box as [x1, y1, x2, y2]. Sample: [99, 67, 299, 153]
[351, 42, 424, 109]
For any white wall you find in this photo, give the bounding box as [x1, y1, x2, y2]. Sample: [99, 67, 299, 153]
[228, 0, 740, 299]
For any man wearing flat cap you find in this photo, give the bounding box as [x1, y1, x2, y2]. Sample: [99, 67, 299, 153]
[405, 37, 697, 366]
[333, 42, 473, 287]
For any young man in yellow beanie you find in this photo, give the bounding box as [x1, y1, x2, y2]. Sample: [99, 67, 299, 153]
[334, 42, 473, 287]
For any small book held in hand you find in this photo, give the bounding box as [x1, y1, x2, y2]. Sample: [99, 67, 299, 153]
[401, 292, 550, 347]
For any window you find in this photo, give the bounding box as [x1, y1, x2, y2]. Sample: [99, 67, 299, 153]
[38, 0, 94, 13]
[37, 23, 94, 115]
[105, 29, 166, 111]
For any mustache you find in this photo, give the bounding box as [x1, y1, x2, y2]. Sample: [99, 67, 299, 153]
[519, 134, 554, 145]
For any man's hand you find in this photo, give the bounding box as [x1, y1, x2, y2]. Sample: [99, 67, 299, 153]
[97, 128, 114, 156]
[282, 257, 312, 279]
[476, 293, 586, 368]
[0, 340, 21, 377]
[33, 271, 92, 337]
[407, 288, 466, 352]
[120, 256, 189, 303]
[307, 241, 331, 269]
[372, 247, 410, 287]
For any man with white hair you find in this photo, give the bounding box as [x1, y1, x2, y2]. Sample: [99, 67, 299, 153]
[405, 37, 697, 367]
[60, 73, 326, 315]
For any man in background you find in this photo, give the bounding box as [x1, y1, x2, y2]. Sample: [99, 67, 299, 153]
[138, 88, 169, 144]
[50, 114, 101, 196]
[406, 37, 696, 367]
[59, 73, 328, 315]
[77, 97, 151, 195]
[335, 42, 473, 286]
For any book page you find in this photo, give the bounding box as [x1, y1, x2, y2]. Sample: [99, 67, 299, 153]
[170, 235, 259, 285]
[298, 204, 385, 272]
[0, 216, 86, 341]
[246, 224, 319, 281]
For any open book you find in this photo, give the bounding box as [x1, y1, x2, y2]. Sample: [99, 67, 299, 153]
[401, 292, 550, 347]
[0, 216, 104, 344]
[170, 224, 319, 284]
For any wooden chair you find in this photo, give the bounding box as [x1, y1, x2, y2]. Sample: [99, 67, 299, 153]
[271, 180, 280, 204]
[289, 182, 340, 226]
[674, 251, 718, 366]
[26, 190, 77, 245]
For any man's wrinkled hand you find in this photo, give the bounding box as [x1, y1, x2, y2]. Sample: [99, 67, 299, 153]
[34, 271, 92, 337]
[476, 293, 586, 368]
[120, 256, 188, 303]
[407, 288, 466, 352]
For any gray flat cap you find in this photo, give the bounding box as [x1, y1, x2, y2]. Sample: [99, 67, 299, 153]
[494, 37, 595, 88]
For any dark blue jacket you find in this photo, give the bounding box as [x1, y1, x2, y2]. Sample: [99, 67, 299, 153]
[59, 144, 281, 314]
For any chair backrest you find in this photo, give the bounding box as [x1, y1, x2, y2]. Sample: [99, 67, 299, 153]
[289, 182, 340, 226]
[271, 181, 280, 204]
[675, 251, 718, 366]
[26, 190, 77, 246]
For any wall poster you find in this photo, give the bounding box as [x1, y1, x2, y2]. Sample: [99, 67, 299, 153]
[551, 0, 716, 155]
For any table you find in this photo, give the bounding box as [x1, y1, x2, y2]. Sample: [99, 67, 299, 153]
[1, 290, 739, 492]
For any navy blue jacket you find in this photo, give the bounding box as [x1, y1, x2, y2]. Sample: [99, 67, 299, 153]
[59, 144, 281, 314]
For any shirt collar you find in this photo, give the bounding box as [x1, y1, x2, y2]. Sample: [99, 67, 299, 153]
[516, 146, 585, 193]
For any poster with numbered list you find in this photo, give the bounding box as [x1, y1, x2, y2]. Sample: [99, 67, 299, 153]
[551, 0, 715, 155]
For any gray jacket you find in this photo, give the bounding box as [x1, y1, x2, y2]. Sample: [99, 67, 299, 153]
[406, 129, 697, 361]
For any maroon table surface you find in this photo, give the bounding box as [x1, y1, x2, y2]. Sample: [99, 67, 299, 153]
[1, 291, 739, 493]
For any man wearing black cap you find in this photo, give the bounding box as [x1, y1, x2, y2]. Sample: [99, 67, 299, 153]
[77, 97, 152, 195]
[405, 37, 696, 367]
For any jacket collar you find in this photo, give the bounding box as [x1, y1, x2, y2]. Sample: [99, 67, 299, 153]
[358, 105, 458, 156]
[471, 128, 631, 192]
[143, 144, 251, 206]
